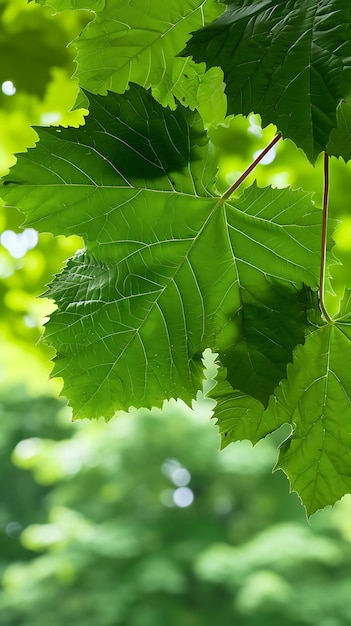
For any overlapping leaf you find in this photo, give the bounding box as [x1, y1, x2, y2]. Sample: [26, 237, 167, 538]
[70, 0, 226, 118]
[183, 0, 351, 162]
[1, 85, 322, 420]
[211, 295, 351, 516]
[208, 367, 282, 448]
[36, 0, 227, 121]
[327, 100, 351, 162]
[271, 300, 351, 516]
[209, 288, 322, 449]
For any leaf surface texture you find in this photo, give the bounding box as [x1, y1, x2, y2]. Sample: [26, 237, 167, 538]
[183, 0, 351, 161]
[1, 86, 321, 419]
[273, 305, 351, 516]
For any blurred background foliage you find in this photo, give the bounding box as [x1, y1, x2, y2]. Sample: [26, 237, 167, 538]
[1, 0, 351, 624]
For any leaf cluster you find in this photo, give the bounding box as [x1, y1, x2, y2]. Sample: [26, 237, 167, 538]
[2, 0, 351, 515]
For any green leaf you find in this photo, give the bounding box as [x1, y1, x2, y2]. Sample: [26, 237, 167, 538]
[34, 0, 104, 10]
[210, 286, 322, 448]
[273, 306, 351, 516]
[209, 367, 281, 449]
[327, 100, 351, 162]
[182, 0, 351, 162]
[71, 0, 226, 115]
[32, 0, 226, 120]
[1, 86, 322, 419]
[196, 67, 227, 128]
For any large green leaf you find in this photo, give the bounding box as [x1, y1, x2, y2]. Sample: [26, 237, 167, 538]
[183, 0, 351, 162]
[34, 0, 226, 120]
[68, 0, 226, 116]
[212, 294, 351, 515]
[1, 86, 322, 419]
[273, 303, 351, 516]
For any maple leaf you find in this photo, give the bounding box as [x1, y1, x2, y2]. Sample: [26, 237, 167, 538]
[183, 0, 351, 162]
[1, 85, 322, 420]
[39, 0, 227, 122]
[211, 293, 351, 516]
[272, 296, 351, 516]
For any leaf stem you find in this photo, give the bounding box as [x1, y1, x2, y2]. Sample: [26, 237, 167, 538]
[319, 152, 332, 324]
[221, 132, 282, 201]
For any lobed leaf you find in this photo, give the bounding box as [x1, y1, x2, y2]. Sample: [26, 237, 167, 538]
[70, 0, 226, 116]
[272, 303, 351, 516]
[212, 292, 351, 515]
[34, 0, 227, 124]
[210, 287, 322, 448]
[1, 86, 322, 420]
[183, 0, 351, 162]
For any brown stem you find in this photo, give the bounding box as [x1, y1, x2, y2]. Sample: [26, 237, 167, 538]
[319, 152, 332, 323]
[221, 132, 282, 202]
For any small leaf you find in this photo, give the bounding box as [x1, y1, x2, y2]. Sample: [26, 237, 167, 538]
[209, 367, 281, 448]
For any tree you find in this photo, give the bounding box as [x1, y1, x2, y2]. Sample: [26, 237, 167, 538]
[2, 385, 351, 626]
[2, 0, 351, 515]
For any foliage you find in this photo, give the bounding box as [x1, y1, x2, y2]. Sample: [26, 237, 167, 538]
[2, 387, 351, 625]
[2, 0, 351, 514]
[183, 0, 351, 162]
[2, 86, 323, 420]
[0, 0, 84, 390]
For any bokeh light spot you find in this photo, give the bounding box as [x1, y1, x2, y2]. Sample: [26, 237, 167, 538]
[1, 80, 16, 96]
[173, 487, 194, 508]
